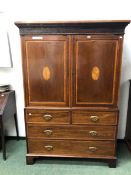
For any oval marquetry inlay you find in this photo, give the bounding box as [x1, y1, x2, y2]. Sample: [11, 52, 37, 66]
[91, 66, 100, 80]
[42, 67, 50, 80]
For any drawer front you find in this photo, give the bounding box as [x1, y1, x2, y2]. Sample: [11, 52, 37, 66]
[25, 109, 70, 124]
[28, 139, 115, 157]
[72, 111, 117, 125]
[27, 125, 116, 140]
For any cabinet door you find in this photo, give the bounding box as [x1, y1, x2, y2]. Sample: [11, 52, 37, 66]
[22, 35, 69, 107]
[72, 35, 122, 107]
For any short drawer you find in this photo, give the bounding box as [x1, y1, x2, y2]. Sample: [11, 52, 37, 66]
[27, 125, 116, 140]
[72, 111, 118, 125]
[25, 109, 70, 124]
[28, 139, 115, 157]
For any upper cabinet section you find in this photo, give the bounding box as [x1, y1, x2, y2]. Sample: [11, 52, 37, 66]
[16, 21, 130, 108]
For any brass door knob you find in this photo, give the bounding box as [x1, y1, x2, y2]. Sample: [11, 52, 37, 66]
[88, 146, 97, 152]
[90, 115, 99, 122]
[43, 129, 53, 136]
[44, 145, 53, 151]
[89, 131, 98, 137]
[43, 114, 53, 121]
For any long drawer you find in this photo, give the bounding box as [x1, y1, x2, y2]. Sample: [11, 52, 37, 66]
[25, 109, 70, 124]
[72, 111, 118, 125]
[27, 125, 116, 140]
[28, 139, 115, 157]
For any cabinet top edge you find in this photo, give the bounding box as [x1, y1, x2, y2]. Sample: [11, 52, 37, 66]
[15, 20, 130, 35]
[15, 20, 130, 25]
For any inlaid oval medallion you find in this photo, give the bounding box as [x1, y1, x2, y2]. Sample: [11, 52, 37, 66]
[42, 66, 50, 80]
[91, 66, 100, 80]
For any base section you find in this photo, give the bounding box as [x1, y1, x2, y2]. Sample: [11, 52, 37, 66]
[26, 154, 117, 167]
[107, 158, 117, 168]
[26, 155, 35, 165]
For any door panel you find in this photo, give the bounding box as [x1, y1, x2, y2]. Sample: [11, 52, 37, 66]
[72, 35, 119, 107]
[22, 35, 69, 106]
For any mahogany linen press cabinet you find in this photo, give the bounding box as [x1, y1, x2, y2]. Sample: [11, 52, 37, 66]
[15, 20, 130, 167]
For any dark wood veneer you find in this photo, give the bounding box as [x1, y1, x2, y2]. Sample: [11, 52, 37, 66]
[21, 35, 69, 107]
[15, 21, 130, 167]
[27, 125, 116, 140]
[28, 139, 115, 157]
[72, 35, 120, 107]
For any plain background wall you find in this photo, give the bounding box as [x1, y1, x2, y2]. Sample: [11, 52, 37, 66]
[0, 0, 131, 138]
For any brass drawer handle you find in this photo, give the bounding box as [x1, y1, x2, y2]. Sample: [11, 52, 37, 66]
[43, 129, 53, 136]
[88, 146, 97, 152]
[44, 145, 53, 151]
[90, 115, 99, 122]
[43, 114, 53, 121]
[89, 131, 98, 137]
